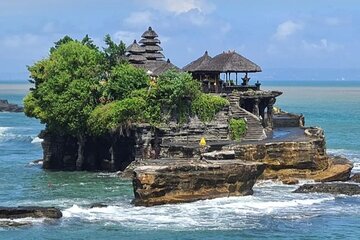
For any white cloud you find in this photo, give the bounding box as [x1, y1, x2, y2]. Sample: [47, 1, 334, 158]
[113, 31, 139, 45]
[273, 20, 303, 40]
[141, 0, 215, 15]
[302, 38, 343, 52]
[124, 11, 152, 27]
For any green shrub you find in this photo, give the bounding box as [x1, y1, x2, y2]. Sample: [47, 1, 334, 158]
[229, 118, 247, 140]
[88, 97, 146, 135]
[192, 94, 229, 122]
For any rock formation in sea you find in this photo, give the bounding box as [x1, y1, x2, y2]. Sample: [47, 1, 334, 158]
[132, 160, 265, 206]
[0, 207, 62, 219]
[294, 183, 360, 195]
[25, 27, 355, 206]
[0, 99, 23, 112]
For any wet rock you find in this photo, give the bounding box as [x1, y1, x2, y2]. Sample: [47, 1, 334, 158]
[0, 207, 62, 219]
[293, 183, 360, 195]
[89, 203, 108, 208]
[312, 156, 353, 182]
[282, 178, 299, 185]
[350, 173, 360, 183]
[0, 221, 31, 228]
[0, 99, 23, 112]
[132, 160, 265, 207]
[202, 150, 235, 160]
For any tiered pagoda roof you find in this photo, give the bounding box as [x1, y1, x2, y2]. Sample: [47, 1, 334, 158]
[125, 40, 146, 64]
[125, 27, 179, 75]
[139, 27, 165, 61]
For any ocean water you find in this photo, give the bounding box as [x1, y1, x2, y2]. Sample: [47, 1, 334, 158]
[0, 81, 360, 240]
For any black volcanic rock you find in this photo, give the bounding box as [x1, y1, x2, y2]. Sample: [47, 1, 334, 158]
[293, 183, 360, 195]
[0, 207, 62, 219]
[0, 99, 23, 112]
[350, 173, 360, 183]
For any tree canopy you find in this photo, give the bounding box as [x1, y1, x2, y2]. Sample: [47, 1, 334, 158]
[24, 34, 229, 138]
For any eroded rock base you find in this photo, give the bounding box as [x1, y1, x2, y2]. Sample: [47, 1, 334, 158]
[132, 160, 265, 206]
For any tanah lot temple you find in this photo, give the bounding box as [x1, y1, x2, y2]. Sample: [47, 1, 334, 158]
[126, 26, 285, 140]
[39, 26, 354, 206]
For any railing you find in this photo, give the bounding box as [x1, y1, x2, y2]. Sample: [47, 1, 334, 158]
[202, 84, 260, 94]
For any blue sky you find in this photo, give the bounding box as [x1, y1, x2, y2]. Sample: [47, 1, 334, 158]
[0, 0, 359, 81]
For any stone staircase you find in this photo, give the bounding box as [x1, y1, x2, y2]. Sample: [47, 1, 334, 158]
[228, 93, 266, 141]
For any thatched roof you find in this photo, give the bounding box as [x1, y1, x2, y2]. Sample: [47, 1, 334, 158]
[141, 26, 158, 39]
[201, 51, 261, 73]
[144, 45, 163, 52]
[183, 51, 212, 72]
[128, 54, 147, 63]
[152, 59, 181, 76]
[144, 52, 165, 60]
[125, 40, 145, 54]
[137, 60, 180, 76]
[184, 51, 262, 73]
[139, 38, 161, 45]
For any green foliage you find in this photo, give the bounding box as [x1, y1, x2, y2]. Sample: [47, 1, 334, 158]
[192, 94, 229, 122]
[103, 34, 127, 67]
[50, 35, 74, 53]
[103, 64, 149, 100]
[147, 71, 201, 124]
[229, 118, 247, 141]
[25, 41, 104, 135]
[81, 34, 99, 50]
[88, 97, 146, 135]
[24, 35, 229, 138]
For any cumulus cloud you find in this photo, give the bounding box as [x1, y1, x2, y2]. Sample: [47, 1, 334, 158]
[124, 11, 153, 28]
[273, 20, 303, 40]
[140, 0, 215, 15]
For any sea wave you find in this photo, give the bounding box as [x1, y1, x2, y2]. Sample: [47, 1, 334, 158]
[61, 194, 335, 230]
[0, 126, 35, 143]
[31, 137, 43, 144]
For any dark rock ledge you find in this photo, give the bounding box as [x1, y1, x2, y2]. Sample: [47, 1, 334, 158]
[0, 207, 62, 219]
[293, 183, 360, 195]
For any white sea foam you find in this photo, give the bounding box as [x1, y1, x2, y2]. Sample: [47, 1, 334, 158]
[328, 148, 360, 172]
[0, 217, 46, 228]
[0, 126, 34, 143]
[61, 193, 335, 230]
[31, 136, 43, 144]
[0, 126, 12, 135]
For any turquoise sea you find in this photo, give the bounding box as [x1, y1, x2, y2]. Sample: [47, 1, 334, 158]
[0, 81, 360, 240]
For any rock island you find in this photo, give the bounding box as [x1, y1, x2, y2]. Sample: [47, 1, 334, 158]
[24, 27, 353, 206]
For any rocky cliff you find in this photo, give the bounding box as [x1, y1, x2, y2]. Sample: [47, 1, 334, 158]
[132, 160, 265, 206]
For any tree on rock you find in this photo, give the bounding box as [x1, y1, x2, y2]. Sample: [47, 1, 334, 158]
[24, 41, 105, 170]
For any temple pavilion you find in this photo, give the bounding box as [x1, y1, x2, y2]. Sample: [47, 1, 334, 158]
[128, 27, 283, 131]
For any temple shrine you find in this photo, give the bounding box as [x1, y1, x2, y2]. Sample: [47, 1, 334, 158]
[126, 27, 299, 139]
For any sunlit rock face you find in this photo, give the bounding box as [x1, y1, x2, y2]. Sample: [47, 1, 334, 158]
[132, 160, 265, 207]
